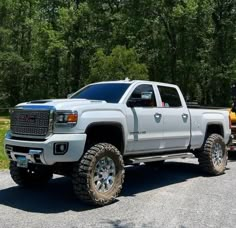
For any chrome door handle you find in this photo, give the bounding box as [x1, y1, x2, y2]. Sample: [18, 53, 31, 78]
[154, 113, 162, 123]
[182, 113, 188, 119]
[154, 113, 162, 118]
[182, 113, 188, 122]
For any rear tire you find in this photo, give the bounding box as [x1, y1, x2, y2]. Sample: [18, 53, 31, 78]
[198, 134, 227, 175]
[10, 161, 53, 187]
[72, 143, 125, 206]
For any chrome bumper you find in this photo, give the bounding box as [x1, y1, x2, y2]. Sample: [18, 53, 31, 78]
[4, 131, 87, 165]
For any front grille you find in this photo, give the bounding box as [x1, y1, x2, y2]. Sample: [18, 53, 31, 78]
[10, 109, 50, 137]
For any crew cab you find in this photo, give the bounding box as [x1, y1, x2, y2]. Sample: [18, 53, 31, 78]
[5, 80, 231, 205]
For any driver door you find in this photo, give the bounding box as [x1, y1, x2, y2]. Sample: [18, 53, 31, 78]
[125, 84, 163, 154]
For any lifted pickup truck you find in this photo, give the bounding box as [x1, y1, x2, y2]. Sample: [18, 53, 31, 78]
[5, 80, 231, 205]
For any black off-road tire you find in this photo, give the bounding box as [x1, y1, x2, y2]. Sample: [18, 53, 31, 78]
[10, 161, 53, 187]
[198, 134, 228, 175]
[72, 143, 125, 206]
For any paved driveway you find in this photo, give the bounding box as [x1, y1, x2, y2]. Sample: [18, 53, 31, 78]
[0, 154, 236, 228]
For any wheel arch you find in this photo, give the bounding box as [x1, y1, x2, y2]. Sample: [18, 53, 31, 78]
[205, 123, 224, 138]
[201, 123, 224, 148]
[84, 122, 125, 154]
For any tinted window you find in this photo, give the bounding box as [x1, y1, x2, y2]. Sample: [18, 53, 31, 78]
[158, 86, 182, 107]
[128, 84, 156, 107]
[70, 83, 130, 103]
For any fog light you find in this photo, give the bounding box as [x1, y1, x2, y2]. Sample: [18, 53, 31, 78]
[54, 143, 68, 155]
[60, 144, 65, 151]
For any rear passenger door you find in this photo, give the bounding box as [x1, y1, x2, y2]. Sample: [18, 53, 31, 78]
[157, 85, 191, 150]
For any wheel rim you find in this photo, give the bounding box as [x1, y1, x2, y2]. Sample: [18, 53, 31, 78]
[94, 156, 116, 193]
[212, 142, 224, 166]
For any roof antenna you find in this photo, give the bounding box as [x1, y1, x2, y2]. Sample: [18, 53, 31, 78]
[125, 77, 130, 81]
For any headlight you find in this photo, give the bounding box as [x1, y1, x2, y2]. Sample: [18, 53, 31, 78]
[55, 111, 78, 127]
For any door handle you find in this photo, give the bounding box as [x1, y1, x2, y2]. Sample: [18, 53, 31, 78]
[154, 113, 162, 123]
[182, 113, 188, 119]
[182, 113, 188, 122]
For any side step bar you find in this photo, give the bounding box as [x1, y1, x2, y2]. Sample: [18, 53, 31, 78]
[127, 152, 195, 164]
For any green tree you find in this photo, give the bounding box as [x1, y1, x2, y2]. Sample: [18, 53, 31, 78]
[88, 46, 148, 83]
[0, 0, 236, 107]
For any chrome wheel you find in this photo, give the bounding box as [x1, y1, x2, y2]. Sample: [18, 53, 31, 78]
[94, 156, 116, 193]
[73, 143, 124, 206]
[212, 142, 223, 166]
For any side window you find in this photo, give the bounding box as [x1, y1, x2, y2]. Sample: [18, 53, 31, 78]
[158, 86, 182, 107]
[128, 84, 156, 107]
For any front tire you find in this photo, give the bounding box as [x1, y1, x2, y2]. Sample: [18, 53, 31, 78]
[72, 143, 125, 206]
[198, 134, 227, 175]
[10, 161, 53, 187]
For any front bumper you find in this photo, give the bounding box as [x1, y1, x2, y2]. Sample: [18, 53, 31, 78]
[4, 132, 87, 165]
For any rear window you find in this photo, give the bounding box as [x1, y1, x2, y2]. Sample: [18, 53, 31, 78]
[158, 86, 182, 107]
[70, 83, 130, 103]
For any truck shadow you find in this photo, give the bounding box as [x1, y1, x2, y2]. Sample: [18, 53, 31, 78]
[0, 160, 205, 213]
[228, 151, 236, 162]
[122, 161, 202, 197]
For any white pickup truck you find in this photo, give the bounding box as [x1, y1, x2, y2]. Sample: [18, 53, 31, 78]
[5, 80, 231, 206]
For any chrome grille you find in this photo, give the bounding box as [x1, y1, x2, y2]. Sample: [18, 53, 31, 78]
[10, 109, 50, 137]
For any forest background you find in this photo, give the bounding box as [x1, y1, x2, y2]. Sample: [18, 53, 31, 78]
[0, 0, 236, 108]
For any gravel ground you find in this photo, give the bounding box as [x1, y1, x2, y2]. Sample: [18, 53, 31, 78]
[0, 153, 236, 228]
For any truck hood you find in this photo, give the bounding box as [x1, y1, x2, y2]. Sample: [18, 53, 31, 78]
[16, 99, 107, 110]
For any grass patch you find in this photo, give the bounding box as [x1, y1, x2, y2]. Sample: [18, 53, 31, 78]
[0, 110, 10, 119]
[0, 120, 10, 169]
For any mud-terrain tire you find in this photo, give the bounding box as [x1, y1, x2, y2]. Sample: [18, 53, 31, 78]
[10, 161, 53, 187]
[72, 143, 125, 206]
[198, 134, 227, 175]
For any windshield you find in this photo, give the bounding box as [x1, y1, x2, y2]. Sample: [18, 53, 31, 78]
[70, 83, 130, 103]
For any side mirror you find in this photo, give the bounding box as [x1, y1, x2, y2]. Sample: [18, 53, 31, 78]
[141, 91, 152, 100]
[127, 91, 154, 108]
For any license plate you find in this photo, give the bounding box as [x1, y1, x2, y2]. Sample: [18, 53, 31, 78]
[17, 156, 28, 168]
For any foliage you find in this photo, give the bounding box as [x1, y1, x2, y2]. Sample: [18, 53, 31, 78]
[0, 120, 9, 169]
[88, 46, 148, 83]
[0, 0, 235, 106]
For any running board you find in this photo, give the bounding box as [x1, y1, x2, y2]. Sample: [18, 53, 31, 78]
[126, 152, 195, 164]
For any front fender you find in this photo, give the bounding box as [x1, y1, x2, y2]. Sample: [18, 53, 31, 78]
[78, 110, 128, 151]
